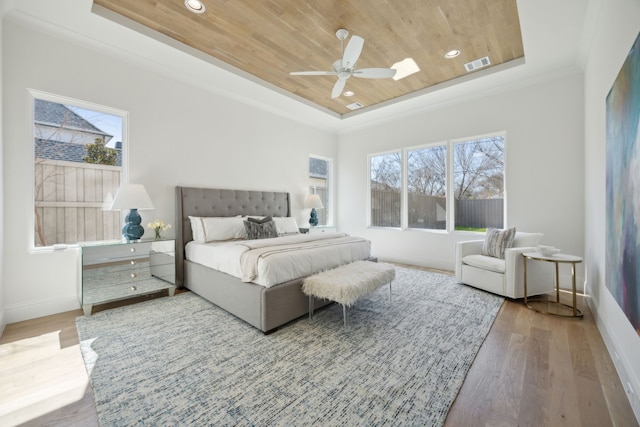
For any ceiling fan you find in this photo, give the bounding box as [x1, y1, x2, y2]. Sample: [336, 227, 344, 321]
[290, 29, 397, 99]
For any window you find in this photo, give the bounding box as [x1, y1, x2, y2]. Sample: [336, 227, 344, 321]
[30, 91, 127, 248]
[368, 133, 505, 231]
[309, 156, 332, 226]
[453, 135, 505, 231]
[369, 152, 402, 227]
[407, 144, 447, 229]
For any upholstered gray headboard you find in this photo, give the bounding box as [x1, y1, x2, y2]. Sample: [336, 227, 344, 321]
[175, 186, 291, 287]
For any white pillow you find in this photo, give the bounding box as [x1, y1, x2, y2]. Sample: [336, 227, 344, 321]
[273, 217, 300, 236]
[202, 217, 246, 242]
[512, 232, 543, 248]
[188, 216, 206, 243]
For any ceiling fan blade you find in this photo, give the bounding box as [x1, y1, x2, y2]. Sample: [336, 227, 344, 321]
[331, 78, 347, 99]
[352, 68, 397, 79]
[290, 71, 335, 76]
[342, 35, 364, 69]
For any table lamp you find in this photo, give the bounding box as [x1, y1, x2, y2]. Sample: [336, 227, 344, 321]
[304, 193, 323, 227]
[111, 184, 155, 240]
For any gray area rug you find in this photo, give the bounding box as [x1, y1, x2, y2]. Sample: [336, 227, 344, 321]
[76, 267, 504, 426]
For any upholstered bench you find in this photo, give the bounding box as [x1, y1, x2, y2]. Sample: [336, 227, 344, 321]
[302, 260, 396, 329]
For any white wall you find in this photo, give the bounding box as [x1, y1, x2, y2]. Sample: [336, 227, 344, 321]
[0, 4, 5, 335]
[584, 0, 640, 417]
[337, 73, 585, 275]
[2, 14, 336, 323]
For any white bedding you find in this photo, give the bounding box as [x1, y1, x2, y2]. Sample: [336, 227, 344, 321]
[185, 232, 371, 287]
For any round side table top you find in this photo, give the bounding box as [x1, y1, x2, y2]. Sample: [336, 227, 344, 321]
[522, 252, 583, 263]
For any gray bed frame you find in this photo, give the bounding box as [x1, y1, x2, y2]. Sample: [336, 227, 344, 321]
[175, 186, 332, 333]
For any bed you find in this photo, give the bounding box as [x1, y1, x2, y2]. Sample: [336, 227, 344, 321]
[175, 186, 373, 333]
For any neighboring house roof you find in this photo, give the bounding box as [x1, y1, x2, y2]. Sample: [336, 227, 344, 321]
[35, 139, 122, 166]
[34, 99, 112, 139]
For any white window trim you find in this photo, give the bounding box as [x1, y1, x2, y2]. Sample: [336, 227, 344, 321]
[27, 89, 129, 253]
[367, 148, 403, 229]
[309, 154, 334, 226]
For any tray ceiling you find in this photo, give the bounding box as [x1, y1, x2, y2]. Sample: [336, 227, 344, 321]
[92, 0, 524, 118]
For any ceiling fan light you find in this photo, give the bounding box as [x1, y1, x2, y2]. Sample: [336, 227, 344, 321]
[391, 58, 420, 80]
[444, 49, 461, 59]
[185, 0, 205, 14]
[344, 91, 354, 97]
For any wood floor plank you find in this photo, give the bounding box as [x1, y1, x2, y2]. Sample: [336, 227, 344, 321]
[518, 327, 550, 426]
[547, 316, 581, 426]
[581, 308, 638, 427]
[484, 330, 528, 425]
[567, 321, 615, 427]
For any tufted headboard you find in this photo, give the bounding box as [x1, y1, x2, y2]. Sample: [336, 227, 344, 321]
[175, 186, 291, 286]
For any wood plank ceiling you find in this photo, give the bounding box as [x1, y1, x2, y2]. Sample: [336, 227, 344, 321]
[93, 0, 524, 117]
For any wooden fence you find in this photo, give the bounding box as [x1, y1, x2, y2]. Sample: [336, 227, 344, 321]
[34, 159, 121, 246]
[371, 189, 503, 229]
[455, 198, 504, 229]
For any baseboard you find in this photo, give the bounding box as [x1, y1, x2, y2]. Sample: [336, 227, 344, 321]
[0, 307, 6, 338]
[376, 254, 452, 273]
[4, 295, 80, 324]
[586, 288, 640, 422]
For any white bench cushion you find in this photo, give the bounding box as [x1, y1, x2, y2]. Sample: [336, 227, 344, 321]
[302, 261, 395, 306]
[462, 254, 506, 274]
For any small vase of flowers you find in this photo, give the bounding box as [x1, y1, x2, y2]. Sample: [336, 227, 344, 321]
[148, 219, 171, 239]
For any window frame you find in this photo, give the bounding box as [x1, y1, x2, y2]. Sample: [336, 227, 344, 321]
[28, 89, 129, 252]
[308, 154, 334, 227]
[367, 149, 404, 229]
[405, 140, 448, 231]
[367, 132, 506, 233]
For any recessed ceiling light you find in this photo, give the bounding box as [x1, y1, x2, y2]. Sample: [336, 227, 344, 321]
[344, 91, 354, 97]
[444, 49, 461, 59]
[185, 0, 205, 14]
[391, 58, 420, 80]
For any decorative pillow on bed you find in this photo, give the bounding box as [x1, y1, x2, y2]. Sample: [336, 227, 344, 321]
[244, 217, 278, 240]
[482, 227, 516, 259]
[189, 216, 246, 242]
[273, 217, 300, 236]
[188, 216, 207, 243]
[202, 217, 246, 241]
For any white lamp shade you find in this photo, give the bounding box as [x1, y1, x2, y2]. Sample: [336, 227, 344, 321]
[111, 184, 155, 210]
[304, 194, 324, 209]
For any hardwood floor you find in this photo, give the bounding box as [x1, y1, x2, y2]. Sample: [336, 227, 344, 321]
[0, 269, 637, 426]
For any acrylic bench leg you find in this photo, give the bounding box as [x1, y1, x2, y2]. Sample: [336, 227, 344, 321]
[308, 295, 314, 320]
[343, 304, 349, 330]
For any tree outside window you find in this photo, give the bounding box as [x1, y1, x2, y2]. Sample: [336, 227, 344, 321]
[453, 135, 505, 231]
[407, 145, 447, 229]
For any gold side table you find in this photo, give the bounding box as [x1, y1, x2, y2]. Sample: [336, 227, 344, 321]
[523, 252, 583, 317]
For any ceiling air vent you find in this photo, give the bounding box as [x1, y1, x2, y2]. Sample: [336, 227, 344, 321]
[346, 102, 365, 110]
[464, 56, 491, 72]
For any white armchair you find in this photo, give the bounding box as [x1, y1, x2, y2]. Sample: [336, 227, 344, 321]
[455, 232, 553, 299]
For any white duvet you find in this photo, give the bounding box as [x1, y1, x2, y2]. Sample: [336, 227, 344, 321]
[185, 232, 371, 287]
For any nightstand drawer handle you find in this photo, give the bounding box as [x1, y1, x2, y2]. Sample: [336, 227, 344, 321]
[130, 247, 136, 252]
[131, 273, 137, 278]
[130, 260, 136, 265]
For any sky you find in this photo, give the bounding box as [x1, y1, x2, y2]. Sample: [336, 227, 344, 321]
[68, 106, 123, 148]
